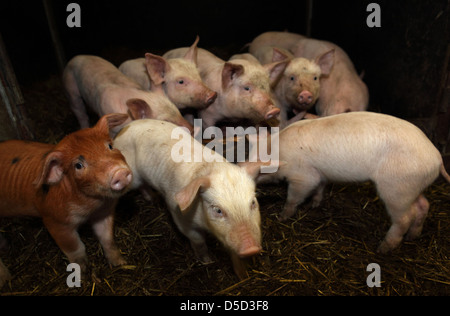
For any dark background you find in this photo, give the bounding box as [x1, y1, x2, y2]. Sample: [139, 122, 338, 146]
[0, 1, 449, 296]
[0, 0, 448, 124]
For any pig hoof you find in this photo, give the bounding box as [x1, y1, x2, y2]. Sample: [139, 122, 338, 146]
[377, 241, 396, 254]
[311, 200, 321, 209]
[278, 210, 294, 222]
[198, 254, 214, 265]
[109, 256, 127, 267]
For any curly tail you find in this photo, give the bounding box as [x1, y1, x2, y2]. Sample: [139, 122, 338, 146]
[440, 163, 450, 183]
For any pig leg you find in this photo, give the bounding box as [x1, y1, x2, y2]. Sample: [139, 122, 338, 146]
[63, 71, 90, 129]
[188, 230, 213, 264]
[376, 177, 429, 253]
[43, 218, 88, 270]
[172, 214, 213, 263]
[91, 213, 126, 267]
[405, 194, 429, 241]
[377, 199, 416, 253]
[280, 176, 320, 221]
[230, 253, 248, 280]
[311, 182, 326, 208]
[0, 258, 12, 288]
[286, 111, 307, 126]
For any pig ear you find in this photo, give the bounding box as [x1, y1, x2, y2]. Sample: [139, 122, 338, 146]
[145, 53, 170, 86]
[175, 177, 211, 212]
[264, 60, 289, 87]
[34, 151, 64, 188]
[95, 113, 129, 135]
[222, 63, 244, 90]
[272, 47, 291, 63]
[183, 35, 200, 65]
[126, 98, 154, 120]
[315, 49, 335, 76]
[238, 161, 286, 179]
[104, 113, 129, 130]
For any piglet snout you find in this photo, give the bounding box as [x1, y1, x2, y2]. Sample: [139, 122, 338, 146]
[238, 245, 262, 258]
[236, 226, 262, 258]
[264, 107, 281, 120]
[298, 90, 313, 105]
[205, 92, 218, 107]
[110, 168, 132, 191]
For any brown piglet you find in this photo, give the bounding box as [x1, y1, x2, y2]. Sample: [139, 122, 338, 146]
[0, 113, 132, 288]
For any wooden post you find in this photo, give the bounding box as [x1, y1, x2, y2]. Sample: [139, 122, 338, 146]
[43, 0, 66, 74]
[0, 32, 34, 141]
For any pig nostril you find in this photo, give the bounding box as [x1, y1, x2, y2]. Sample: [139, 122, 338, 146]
[206, 93, 217, 105]
[238, 245, 262, 258]
[111, 170, 132, 191]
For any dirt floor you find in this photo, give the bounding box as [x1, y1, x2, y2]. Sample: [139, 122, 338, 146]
[0, 71, 449, 296]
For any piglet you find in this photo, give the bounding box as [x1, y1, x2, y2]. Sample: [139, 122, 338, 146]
[163, 47, 287, 128]
[119, 36, 217, 110]
[114, 101, 268, 279]
[249, 31, 369, 116]
[0, 113, 132, 288]
[249, 111, 450, 253]
[63, 55, 193, 135]
[250, 46, 334, 126]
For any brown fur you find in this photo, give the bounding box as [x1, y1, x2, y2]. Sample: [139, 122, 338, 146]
[0, 114, 131, 286]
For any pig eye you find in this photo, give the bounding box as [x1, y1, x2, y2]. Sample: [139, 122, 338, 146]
[212, 206, 224, 217]
[251, 199, 258, 210]
[75, 162, 84, 170]
[313, 76, 318, 81]
[290, 76, 295, 81]
[244, 86, 251, 91]
[178, 79, 185, 85]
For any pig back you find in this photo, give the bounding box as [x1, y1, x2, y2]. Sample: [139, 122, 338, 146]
[114, 119, 215, 205]
[278, 112, 441, 182]
[249, 32, 305, 55]
[0, 140, 53, 217]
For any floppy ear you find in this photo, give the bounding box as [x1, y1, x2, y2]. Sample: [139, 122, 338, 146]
[34, 151, 64, 188]
[175, 177, 211, 212]
[145, 53, 170, 85]
[184, 35, 200, 65]
[126, 98, 154, 120]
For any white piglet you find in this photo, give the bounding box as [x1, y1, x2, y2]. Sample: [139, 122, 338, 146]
[251, 112, 450, 253]
[114, 102, 268, 279]
[164, 47, 287, 128]
[63, 55, 193, 135]
[249, 31, 369, 116]
[119, 36, 217, 111]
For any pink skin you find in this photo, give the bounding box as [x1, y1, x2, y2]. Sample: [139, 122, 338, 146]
[249, 31, 369, 117]
[252, 112, 449, 253]
[164, 47, 287, 128]
[63, 55, 193, 136]
[298, 90, 313, 107]
[120, 36, 218, 111]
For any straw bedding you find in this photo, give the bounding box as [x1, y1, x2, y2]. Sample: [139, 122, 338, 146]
[0, 73, 448, 296]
